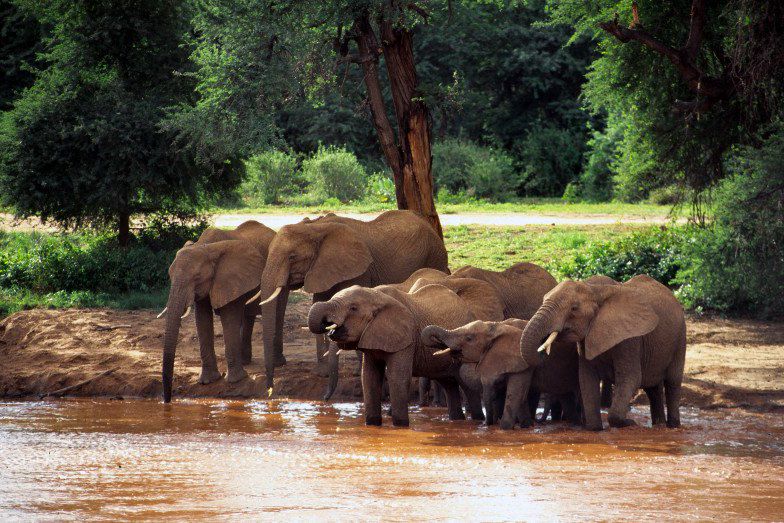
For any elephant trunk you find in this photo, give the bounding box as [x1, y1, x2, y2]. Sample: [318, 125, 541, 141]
[307, 300, 337, 334]
[420, 325, 451, 350]
[307, 300, 343, 401]
[162, 279, 192, 403]
[260, 255, 291, 393]
[519, 300, 561, 368]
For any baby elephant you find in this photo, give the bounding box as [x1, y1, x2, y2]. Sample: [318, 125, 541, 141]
[421, 319, 579, 429]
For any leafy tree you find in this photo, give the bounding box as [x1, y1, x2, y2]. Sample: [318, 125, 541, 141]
[0, 0, 44, 110]
[0, 0, 239, 245]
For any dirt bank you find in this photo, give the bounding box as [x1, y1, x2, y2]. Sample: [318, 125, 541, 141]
[1, 297, 783, 410]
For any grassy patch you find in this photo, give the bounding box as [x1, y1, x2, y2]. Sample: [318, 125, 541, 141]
[0, 287, 168, 317]
[213, 197, 675, 217]
[444, 224, 654, 276]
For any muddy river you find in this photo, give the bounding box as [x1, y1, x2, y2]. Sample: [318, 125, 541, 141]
[1, 399, 782, 521]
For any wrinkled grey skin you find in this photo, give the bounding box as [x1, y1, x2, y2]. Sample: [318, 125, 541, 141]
[308, 284, 484, 427]
[255, 211, 449, 396]
[519, 274, 686, 431]
[161, 221, 276, 403]
[422, 319, 579, 430]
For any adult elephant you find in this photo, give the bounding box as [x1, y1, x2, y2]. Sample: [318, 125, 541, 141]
[451, 262, 557, 320]
[519, 274, 686, 430]
[159, 221, 275, 403]
[248, 210, 449, 395]
[422, 319, 579, 429]
[308, 283, 485, 427]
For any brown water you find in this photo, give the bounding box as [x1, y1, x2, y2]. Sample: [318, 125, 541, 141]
[1, 400, 783, 521]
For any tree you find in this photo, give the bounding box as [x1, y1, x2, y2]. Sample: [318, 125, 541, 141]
[0, 0, 44, 111]
[0, 0, 239, 245]
[549, 0, 784, 193]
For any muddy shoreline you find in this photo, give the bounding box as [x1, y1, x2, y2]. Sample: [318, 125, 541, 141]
[2, 294, 783, 412]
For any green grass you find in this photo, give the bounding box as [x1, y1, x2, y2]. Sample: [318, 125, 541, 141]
[444, 224, 655, 276]
[0, 287, 169, 317]
[213, 196, 676, 218]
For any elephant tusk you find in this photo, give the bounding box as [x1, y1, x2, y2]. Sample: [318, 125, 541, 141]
[267, 387, 274, 398]
[537, 331, 559, 355]
[433, 348, 452, 356]
[301, 326, 310, 331]
[576, 341, 584, 357]
[156, 307, 168, 319]
[180, 306, 192, 319]
[324, 349, 342, 357]
[257, 287, 283, 306]
[245, 289, 263, 305]
[325, 323, 338, 332]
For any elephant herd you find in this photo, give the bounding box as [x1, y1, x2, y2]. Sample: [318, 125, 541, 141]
[159, 210, 686, 431]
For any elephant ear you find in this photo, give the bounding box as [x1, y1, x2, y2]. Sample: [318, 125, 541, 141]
[584, 287, 659, 360]
[484, 323, 529, 374]
[358, 293, 416, 353]
[208, 241, 264, 310]
[303, 224, 372, 294]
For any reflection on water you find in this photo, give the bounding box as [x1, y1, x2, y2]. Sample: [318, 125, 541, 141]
[1, 399, 783, 521]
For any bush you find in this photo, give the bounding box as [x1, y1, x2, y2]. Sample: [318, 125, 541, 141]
[675, 133, 784, 316]
[518, 124, 583, 197]
[559, 226, 690, 287]
[561, 182, 581, 203]
[432, 138, 518, 201]
[366, 172, 396, 203]
[579, 123, 619, 202]
[242, 150, 300, 204]
[301, 145, 367, 202]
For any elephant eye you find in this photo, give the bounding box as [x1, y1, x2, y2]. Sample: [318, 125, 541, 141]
[349, 305, 358, 312]
[571, 304, 579, 312]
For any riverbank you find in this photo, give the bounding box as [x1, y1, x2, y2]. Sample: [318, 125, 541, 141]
[1, 296, 782, 411]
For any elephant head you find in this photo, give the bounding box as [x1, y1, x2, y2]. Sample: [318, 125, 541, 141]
[421, 320, 524, 374]
[307, 285, 416, 353]
[249, 219, 373, 391]
[518, 280, 659, 366]
[160, 240, 262, 402]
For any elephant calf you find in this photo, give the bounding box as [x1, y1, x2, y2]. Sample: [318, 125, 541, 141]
[308, 283, 485, 427]
[422, 319, 579, 429]
[519, 274, 686, 430]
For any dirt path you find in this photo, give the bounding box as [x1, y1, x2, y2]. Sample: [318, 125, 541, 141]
[1, 299, 782, 411]
[213, 212, 677, 229]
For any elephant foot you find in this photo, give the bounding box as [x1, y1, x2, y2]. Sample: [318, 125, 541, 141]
[584, 422, 603, 431]
[365, 416, 382, 426]
[499, 418, 515, 430]
[198, 367, 223, 385]
[448, 411, 466, 421]
[607, 415, 637, 428]
[392, 416, 410, 427]
[518, 417, 534, 429]
[226, 367, 249, 384]
[274, 354, 287, 368]
[666, 418, 681, 429]
[242, 356, 252, 365]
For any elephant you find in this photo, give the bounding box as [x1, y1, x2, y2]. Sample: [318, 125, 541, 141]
[159, 221, 276, 403]
[451, 262, 557, 320]
[249, 210, 449, 396]
[307, 283, 486, 427]
[519, 274, 686, 430]
[422, 319, 579, 429]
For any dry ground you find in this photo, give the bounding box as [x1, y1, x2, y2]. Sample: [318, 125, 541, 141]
[1, 296, 783, 411]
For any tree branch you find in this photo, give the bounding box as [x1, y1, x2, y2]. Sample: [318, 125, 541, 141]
[683, 0, 706, 62]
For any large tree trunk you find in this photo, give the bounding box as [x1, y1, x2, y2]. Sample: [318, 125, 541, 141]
[352, 12, 442, 238]
[118, 210, 130, 247]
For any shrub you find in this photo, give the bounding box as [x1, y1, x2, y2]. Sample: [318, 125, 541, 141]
[432, 138, 518, 201]
[242, 150, 300, 204]
[559, 226, 690, 287]
[518, 124, 583, 197]
[579, 123, 618, 202]
[366, 172, 396, 203]
[301, 145, 367, 203]
[561, 182, 581, 203]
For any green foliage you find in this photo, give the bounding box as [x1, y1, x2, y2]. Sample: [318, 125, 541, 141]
[0, 0, 44, 110]
[579, 122, 618, 202]
[432, 138, 519, 201]
[561, 182, 580, 203]
[0, 0, 240, 239]
[560, 227, 689, 287]
[676, 133, 784, 316]
[243, 151, 300, 204]
[301, 145, 367, 203]
[518, 124, 585, 197]
[366, 172, 396, 203]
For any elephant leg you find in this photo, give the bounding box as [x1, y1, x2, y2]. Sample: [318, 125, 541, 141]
[561, 393, 580, 424]
[195, 299, 221, 384]
[549, 397, 563, 421]
[527, 389, 541, 421]
[579, 359, 603, 431]
[219, 301, 248, 384]
[456, 371, 484, 421]
[433, 381, 446, 407]
[418, 377, 431, 407]
[500, 372, 529, 430]
[664, 335, 686, 428]
[607, 353, 642, 428]
[240, 309, 255, 365]
[645, 383, 666, 426]
[385, 354, 413, 427]
[361, 354, 383, 426]
[481, 385, 497, 426]
[600, 380, 613, 408]
[441, 380, 466, 421]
